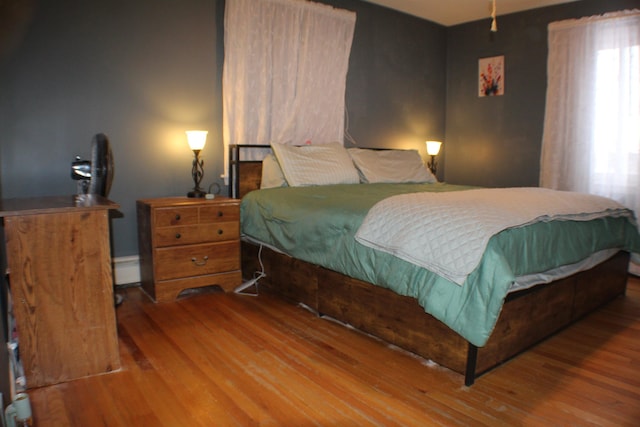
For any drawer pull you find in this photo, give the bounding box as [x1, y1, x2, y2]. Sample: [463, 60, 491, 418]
[191, 256, 209, 266]
[217, 211, 223, 217]
[175, 214, 181, 221]
[175, 233, 181, 239]
[217, 229, 223, 235]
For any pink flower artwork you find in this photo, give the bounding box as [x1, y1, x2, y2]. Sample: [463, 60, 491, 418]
[479, 55, 504, 97]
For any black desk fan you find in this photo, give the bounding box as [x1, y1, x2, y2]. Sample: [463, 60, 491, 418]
[70, 133, 114, 197]
[70, 133, 121, 305]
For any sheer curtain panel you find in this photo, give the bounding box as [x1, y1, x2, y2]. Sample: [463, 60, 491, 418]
[222, 0, 356, 174]
[540, 10, 640, 273]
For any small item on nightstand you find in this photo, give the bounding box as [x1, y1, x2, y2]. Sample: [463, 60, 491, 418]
[205, 193, 215, 200]
[208, 182, 221, 197]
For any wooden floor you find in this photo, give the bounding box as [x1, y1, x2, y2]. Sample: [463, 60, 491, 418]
[28, 276, 640, 426]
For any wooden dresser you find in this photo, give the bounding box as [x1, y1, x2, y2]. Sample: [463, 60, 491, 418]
[136, 197, 241, 302]
[0, 195, 121, 388]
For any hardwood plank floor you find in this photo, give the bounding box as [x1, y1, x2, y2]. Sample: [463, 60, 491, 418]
[27, 276, 640, 426]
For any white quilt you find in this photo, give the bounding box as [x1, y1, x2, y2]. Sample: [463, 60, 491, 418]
[354, 187, 634, 286]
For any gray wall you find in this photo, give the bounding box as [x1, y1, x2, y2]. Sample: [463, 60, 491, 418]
[444, 0, 640, 187]
[1, 0, 635, 258]
[0, 0, 446, 258]
[0, 0, 225, 257]
[332, 0, 447, 150]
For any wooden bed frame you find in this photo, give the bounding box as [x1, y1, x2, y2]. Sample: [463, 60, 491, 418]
[229, 144, 630, 385]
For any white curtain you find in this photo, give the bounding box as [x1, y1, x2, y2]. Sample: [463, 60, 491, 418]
[222, 0, 356, 172]
[540, 10, 640, 273]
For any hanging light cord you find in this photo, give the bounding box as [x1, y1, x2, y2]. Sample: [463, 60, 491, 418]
[491, 0, 498, 32]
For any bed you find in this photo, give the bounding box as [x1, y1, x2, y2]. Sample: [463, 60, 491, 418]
[229, 143, 640, 385]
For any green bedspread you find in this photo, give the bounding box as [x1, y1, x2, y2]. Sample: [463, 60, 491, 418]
[241, 183, 640, 347]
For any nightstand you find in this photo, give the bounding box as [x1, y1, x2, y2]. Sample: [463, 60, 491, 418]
[136, 196, 241, 302]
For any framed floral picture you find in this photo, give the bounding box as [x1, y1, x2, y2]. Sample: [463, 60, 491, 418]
[479, 55, 504, 97]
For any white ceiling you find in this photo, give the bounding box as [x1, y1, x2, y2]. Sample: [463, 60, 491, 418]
[362, 0, 579, 26]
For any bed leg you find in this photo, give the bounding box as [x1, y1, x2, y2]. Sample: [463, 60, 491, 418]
[465, 344, 478, 386]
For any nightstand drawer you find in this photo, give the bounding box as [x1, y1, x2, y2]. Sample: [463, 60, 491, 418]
[200, 205, 240, 223]
[154, 241, 240, 280]
[154, 222, 239, 247]
[155, 207, 198, 227]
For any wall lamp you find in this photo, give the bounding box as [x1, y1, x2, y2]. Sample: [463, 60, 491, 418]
[186, 130, 208, 198]
[425, 140, 442, 175]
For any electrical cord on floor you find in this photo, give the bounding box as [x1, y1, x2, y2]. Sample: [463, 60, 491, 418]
[234, 244, 266, 296]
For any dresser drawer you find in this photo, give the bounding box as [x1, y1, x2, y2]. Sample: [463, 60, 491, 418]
[155, 207, 198, 227]
[154, 222, 239, 247]
[154, 241, 240, 281]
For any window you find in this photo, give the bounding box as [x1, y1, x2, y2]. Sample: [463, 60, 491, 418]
[222, 0, 356, 180]
[540, 10, 640, 272]
[590, 44, 640, 201]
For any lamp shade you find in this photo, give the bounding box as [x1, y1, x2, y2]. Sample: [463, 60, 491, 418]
[426, 140, 442, 156]
[186, 130, 208, 151]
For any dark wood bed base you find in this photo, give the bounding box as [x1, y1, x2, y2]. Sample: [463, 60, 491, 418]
[229, 144, 630, 385]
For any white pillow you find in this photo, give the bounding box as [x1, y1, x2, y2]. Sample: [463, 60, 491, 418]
[260, 154, 288, 189]
[347, 148, 437, 184]
[271, 142, 360, 187]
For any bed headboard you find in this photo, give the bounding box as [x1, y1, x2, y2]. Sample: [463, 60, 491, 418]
[228, 144, 271, 198]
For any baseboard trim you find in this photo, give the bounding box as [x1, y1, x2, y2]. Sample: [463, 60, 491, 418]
[113, 255, 141, 286]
